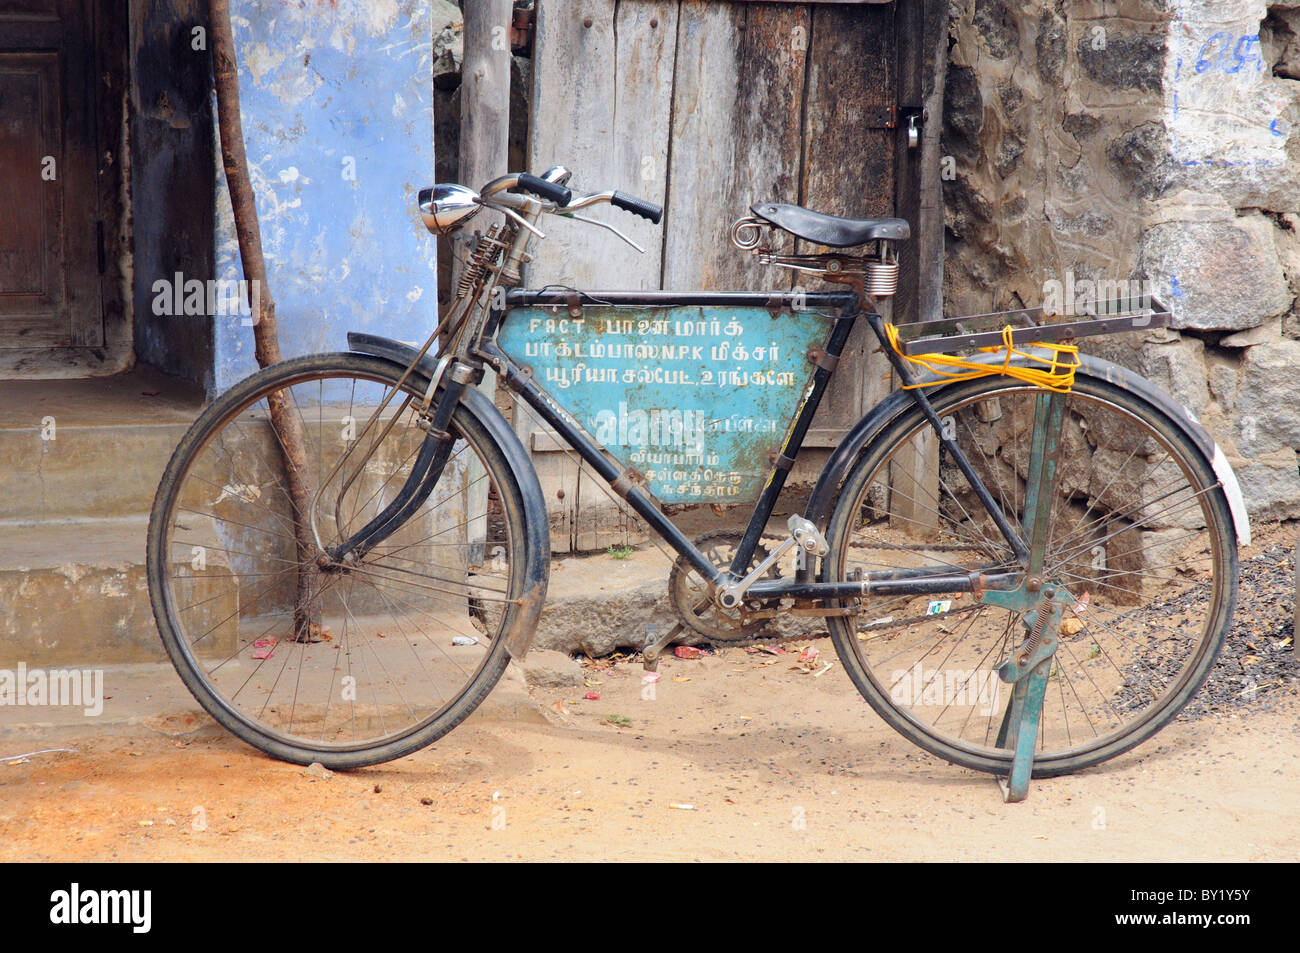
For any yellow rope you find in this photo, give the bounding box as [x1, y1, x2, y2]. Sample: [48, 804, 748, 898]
[884, 322, 1080, 393]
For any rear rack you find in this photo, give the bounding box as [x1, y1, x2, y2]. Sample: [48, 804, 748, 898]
[892, 296, 1173, 356]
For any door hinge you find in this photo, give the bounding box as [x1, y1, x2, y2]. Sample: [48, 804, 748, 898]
[864, 104, 897, 129]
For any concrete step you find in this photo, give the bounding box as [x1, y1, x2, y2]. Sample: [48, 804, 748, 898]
[0, 517, 166, 664]
[0, 369, 201, 522]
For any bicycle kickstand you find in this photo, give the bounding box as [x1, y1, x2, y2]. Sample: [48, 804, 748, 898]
[993, 586, 1070, 802]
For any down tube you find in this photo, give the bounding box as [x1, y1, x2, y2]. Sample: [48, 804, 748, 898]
[480, 340, 724, 583]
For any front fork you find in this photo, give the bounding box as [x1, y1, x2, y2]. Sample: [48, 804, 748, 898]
[326, 361, 475, 564]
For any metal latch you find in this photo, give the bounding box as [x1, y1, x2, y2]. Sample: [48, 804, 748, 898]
[899, 107, 924, 149]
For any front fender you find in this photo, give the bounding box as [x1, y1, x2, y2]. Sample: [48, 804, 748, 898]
[803, 352, 1250, 547]
[346, 332, 551, 658]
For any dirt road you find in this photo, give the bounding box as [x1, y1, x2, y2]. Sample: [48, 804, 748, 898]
[1, 640, 1294, 862]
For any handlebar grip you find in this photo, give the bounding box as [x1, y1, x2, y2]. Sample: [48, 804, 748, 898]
[517, 173, 571, 207]
[611, 191, 663, 224]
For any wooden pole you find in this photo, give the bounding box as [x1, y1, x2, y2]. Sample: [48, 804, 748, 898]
[211, 0, 321, 640]
[453, 0, 513, 286]
[456, 0, 514, 563]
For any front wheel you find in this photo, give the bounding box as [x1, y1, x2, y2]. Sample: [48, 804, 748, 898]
[822, 374, 1238, 777]
[147, 353, 533, 768]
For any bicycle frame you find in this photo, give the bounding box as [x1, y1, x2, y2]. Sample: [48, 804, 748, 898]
[473, 287, 1029, 603]
[329, 183, 1040, 611]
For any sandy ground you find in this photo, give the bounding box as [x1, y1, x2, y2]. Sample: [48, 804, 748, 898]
[1, 643, 1295, 863]
[3, 520, 1296, 863]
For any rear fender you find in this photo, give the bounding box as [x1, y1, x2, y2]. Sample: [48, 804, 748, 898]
[803, 352, 1250, 546]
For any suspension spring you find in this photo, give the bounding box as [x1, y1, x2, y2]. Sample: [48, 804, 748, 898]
[455, 224, 510, 299]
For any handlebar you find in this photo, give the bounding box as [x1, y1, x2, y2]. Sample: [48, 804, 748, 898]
[516, 173, 572, 208]
[610, 191, 663, 224]
[482, 170, 663, 226]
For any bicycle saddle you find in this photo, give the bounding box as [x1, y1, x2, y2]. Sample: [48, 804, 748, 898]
[750, 202, 910, 247]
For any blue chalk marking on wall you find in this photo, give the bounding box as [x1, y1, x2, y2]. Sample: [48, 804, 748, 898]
[1170, 11, 1284, 170]
[1193, 32, 1264, 75]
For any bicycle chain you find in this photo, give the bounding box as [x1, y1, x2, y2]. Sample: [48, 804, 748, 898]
[682, 540, 989, 651]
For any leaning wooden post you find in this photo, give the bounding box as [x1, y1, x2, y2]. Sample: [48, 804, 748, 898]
[211, 0, 320, 640]
[456, 0, 514, 564]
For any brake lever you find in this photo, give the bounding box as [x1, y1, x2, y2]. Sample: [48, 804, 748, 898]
[475, 196, 547, 238]
[559, 212, 645, 254]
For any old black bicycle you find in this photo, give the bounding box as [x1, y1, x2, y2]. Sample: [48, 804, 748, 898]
[147, 167, 1247, 799]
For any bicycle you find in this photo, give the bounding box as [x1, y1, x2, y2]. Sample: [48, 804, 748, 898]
[147, 166, 1248, 800]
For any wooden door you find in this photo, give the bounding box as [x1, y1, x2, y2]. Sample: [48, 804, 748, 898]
[0, 0, 102, 351]
[520, 0, 945, 551]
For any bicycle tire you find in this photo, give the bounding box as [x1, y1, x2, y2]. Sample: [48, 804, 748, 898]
[822, 373, 1238, 777]
[147, 352, 532, 768]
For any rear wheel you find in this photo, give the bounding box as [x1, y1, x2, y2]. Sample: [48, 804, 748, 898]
[147, 353, 530, 768]
[822, 374, 1238, 776]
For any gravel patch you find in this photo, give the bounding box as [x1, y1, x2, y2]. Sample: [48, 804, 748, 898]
[1178, 542, 1298, 720]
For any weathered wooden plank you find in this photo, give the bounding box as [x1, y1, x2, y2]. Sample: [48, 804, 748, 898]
[892, 0, 948, 327]
[661, 1, 810, 291]
[526, 0, 677, 291]
[801, 2, 897, 443]
[524, 0, 677, 550]
[455, 0, 514, 281]
[800, 3, 895, 222]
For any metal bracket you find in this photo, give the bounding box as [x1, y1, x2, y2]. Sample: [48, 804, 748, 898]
[808, 347, 839, 373]
[982, 582, 1074, 802]
[864, 104, 897, 129]
[768, 449, 795, 472]
[565, 291, 582, 319]
[611, 467, 642, 498]
[718, 514, 827, 609]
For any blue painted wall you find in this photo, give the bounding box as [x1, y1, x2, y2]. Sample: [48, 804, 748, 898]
[213, 0, 437, 394]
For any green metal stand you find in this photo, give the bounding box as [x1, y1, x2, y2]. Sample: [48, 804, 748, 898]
[984, 390, 1070, 802]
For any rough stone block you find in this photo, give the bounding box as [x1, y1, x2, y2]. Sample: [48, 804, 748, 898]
[1231, 449, 1300, 521]
[515, 649, 583, 688]
[1141, 214, 1291, 331]
[1234, 339, 1300, 454]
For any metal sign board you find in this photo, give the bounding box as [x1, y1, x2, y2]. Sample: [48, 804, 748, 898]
[498, 305, 835, 503]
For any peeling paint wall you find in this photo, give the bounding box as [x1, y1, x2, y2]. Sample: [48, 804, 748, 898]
[944, 0, 1300, 519]
[213, 0, 437, 393]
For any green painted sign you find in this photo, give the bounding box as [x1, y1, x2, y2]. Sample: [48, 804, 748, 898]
[499, 305, 835, 503]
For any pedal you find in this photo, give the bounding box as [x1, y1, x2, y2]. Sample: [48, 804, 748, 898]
[641, 621, 686, 672]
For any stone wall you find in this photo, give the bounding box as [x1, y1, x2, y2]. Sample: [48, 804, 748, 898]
[943, 0, 1300, 519]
